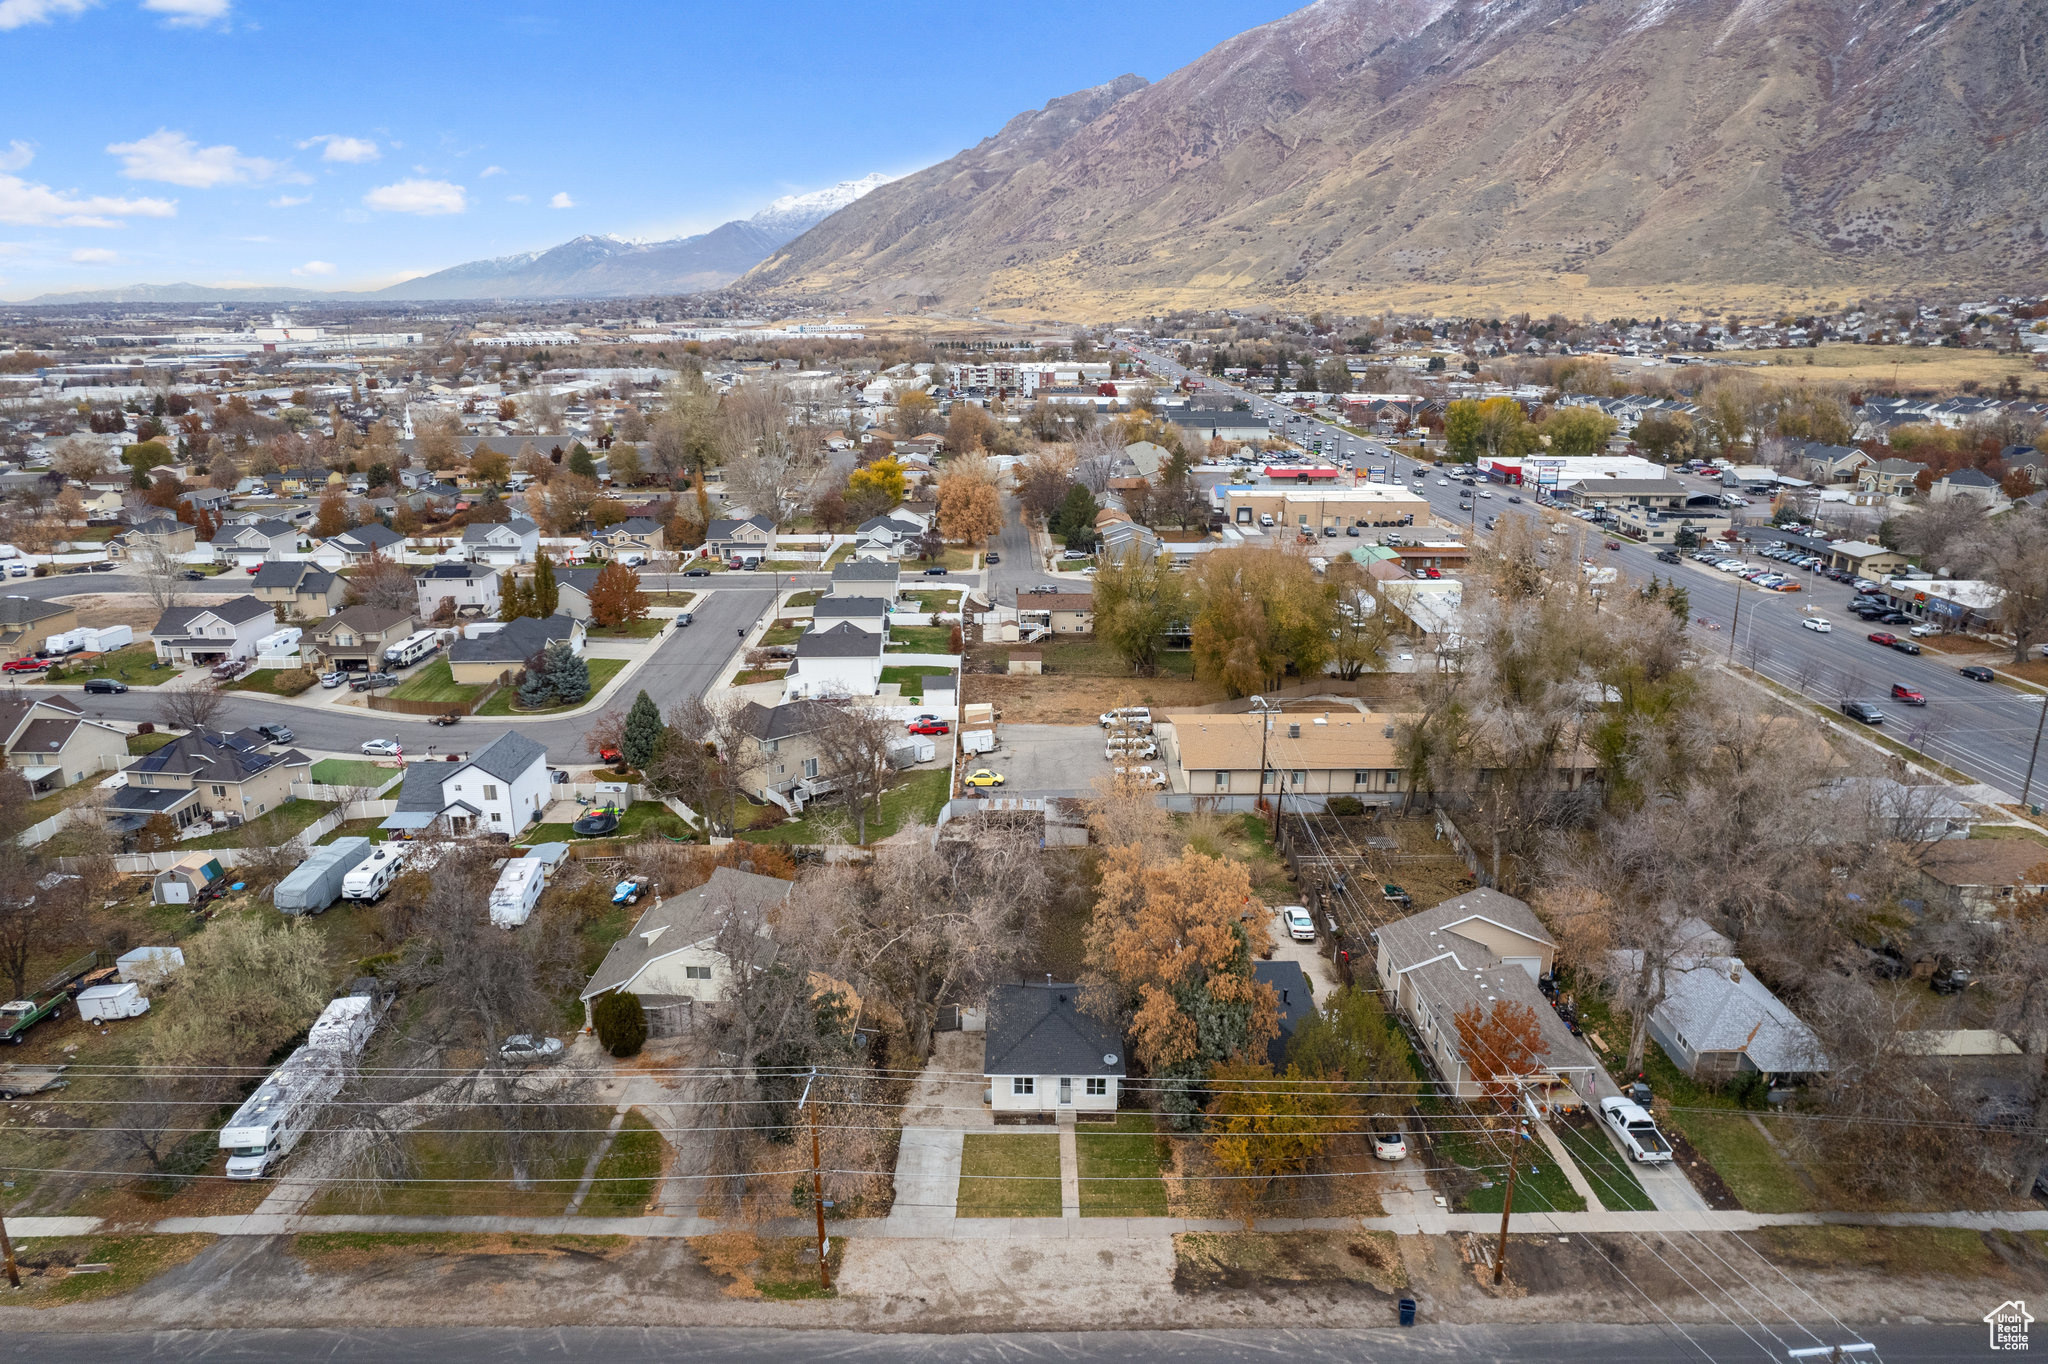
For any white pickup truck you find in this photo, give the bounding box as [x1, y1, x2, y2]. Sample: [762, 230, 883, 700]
[1599, 1095, 1674, 1164]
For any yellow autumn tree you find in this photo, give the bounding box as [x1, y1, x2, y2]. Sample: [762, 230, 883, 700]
[935, 454, 1004, 545]
[1206, 1061, 1351, 1224]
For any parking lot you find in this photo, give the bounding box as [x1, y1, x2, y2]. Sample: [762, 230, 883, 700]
[978, 723, 1116, 796]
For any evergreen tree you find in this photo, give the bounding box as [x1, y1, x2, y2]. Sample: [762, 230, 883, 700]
[498, 574, 528, 622]
[516, 653, 552, 708]
[543, 641, 589, 705]
[593, 990, 646, 1057]
[569, 442, 597, 479]
[531, 552, 559, 617]
[623, 689, 663, 769]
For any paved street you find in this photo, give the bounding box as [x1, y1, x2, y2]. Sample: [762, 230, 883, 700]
[1132, 347, 2048, 801]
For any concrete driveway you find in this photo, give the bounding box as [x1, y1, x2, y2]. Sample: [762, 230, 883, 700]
[1263, 905, 1343, 999]
[978, 723, 1114, 797]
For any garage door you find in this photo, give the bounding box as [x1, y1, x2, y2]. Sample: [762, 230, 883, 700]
[1501, 957, 1542, 982]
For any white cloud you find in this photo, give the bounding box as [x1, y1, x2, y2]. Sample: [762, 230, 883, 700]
[268, 193, 309, 208]
[70, 246, 116, 263]
[290, 259, 335, 277]
[0, 171, 173, 227]
[505, 193, 529, 204]
[478, 165, 504, 178]
[298, 133, 378, 164]
[107, 129, 277, 187]
[0, 141, 32, 172]
[549, 191, 574, 209]
[363, 178, 465, 216]
[0, 0, 94, 31]
[141, 0, 229, 27]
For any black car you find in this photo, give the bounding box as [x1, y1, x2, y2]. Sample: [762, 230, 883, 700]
[1508, 495, 1523, 504]
[82, 677, 127, 694]
[180, 569, 207, 580]
[924, 566, 947, 575]
[1877, 612, 1911, 626]
[1889, 639, 1923, 655]
[255, 723, 295, 744]
[1840, 701, 1884, 725]
[1655, 550, 1681, 564]
[87, 561, 115, 572]
[1960, 665, 1996, 682]
[683, 567, 711, 577]
[985, 552, 1000, 564]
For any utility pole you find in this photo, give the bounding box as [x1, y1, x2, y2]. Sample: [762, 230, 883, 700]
[1728, 579, 1742, 665]
[0, 1206, 19, 1290]
[1492, 1118, 1527, 1286]
[1250, 695, 1281, 833]
[2023, 687, 2048, 811]
[797, 1069, 830, 1291]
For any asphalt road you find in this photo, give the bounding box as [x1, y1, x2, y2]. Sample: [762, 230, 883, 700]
[1133, 347, 2047, 800]
[15, 587, 779, 757]
[0, 1323, 1973, 1362]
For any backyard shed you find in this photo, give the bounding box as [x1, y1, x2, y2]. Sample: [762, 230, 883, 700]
[153, 853, 224, 906]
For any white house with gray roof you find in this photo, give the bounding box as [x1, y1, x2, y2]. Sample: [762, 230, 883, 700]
[983, 982, 1125, 1115]
[811, 596, 890, 634]
[579, 866, 793, 1033]
[1611, 950, 1825, 1081]
[461, 517, 540, 566]
[783, 620, 884, 701]
[829, 559, 900, 601]
[208, 517, 299, 566]
[150, 594, 275, 665]
[379, 731, 550, 838]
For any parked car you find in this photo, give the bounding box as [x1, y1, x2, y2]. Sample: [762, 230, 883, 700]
[924, 566, 947, 576]
[1655, 550, 1681, 564]
[360, 738, 403, 756]
[1282, 905, 1316, 942]
[1801, 617, 1832, 633]
[1840, 701, 1885, 725]
[1930, 960, 1973, 995]
[683, 566, 711, 577]
[497, 1035, 564, 1065]
[962, 768, 1006, 789]
[908, 720, 949, 736]
[1960, 665, 1996, 683]
[985, 552, 1000, 564]
[1909, 623, 1939, 637]
[320, 671, 347, 688]
[88, 561, 114, 572]
[255, 723, 295, 744]
[1373, 1132, 1408, 1162]
[1890, 638, 1923, 655]
[350, 672, 397, 692]
[675, 612, 693, 627]
[82, 678, 127, 694]
[1, 657, 49, 673]
[1867, 631, 1900, 648]
[429, 711, 460, 726]
[1890, 684, 1926, 705]
[180, 569, 206, 580]
[1599, 1095, 1675, 1164]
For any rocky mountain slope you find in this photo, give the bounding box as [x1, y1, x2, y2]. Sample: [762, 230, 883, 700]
[746, 0, 2048, 312]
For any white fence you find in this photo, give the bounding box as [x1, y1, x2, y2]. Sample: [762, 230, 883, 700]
[49, 796, 399, 875]
[17, 806, 82, 848]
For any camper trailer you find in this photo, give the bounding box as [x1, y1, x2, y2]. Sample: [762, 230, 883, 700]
[488, 858, 546, 928]
[220, 989, 384, 1178]
[382, 630, 443, 670]
[340, 844, 406, 903]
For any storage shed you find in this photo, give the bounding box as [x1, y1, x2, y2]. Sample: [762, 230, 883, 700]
[153, 853, 224, 906]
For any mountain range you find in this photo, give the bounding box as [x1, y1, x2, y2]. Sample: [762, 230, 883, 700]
[745, 0, 2048, 313]
[23, 174, 895, 305]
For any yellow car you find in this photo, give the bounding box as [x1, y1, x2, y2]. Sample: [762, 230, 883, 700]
[962, 769, 1006, 789]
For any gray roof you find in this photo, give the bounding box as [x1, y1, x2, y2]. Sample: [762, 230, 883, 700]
[314, 604, 414, 640]
[1254, 959, 1312, 1069]
[795, 620, 883, 659]
[1616, 952, 1825, 1074]
[813, 597, 888, 620]
[1940, 467, 2001, 488]
[420, 561, 498, 582]
[737, 699, 841, 743]
[250, 561, 337, 593]
[467, 730, 548, 784]
[447, 614, 577, 664]
[0, 596, 70, 626]
[832, 561, 900, 583]
[391, 760, 453, 815]
[1577, 479, 1687, 497]
[983, 983, 1126, 1077]
[553, 566, 602, 597]
[332, 522, 405, 550]
[1871, 458, 1928, 475]
[706, 514, 774, 538]
[1375, 888, 1552, 969]
[151, 594, 273, 635]
[594, 517, 662, 539]
[581, 866, 793, 1000]
[462, 517, 538, 543]
[388, 737, 545, 818]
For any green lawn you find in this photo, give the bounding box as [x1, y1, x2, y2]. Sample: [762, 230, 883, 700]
[1555, 1122, 1655, 1212]
[879, 666, 954, 701]
[887, 625, 956, 652]
[784, 590, 822, 608]
[739, 768, 950, 846]
[956, 1133, 1062, 1217]
[1078, 1112, 1169, 1216]
[1436, 1122, 1587, 1215]
[309, 759, 394, 789]
[578, 1113, 665, 1216]
[306, 1109, 615, 1218]
[314, 817, 391, 845]
[224, 667, 314, 696]
[585, 617, 666, 639]
[520, 799, 694, 847]
[180, 798, 336, 850]
[127, 730, 176, 756]
[57, 645, 174, 687]
[475, 657, 626, 715]
[898, 590, 965, 613]
[759, 620, 807, 647]
[388, 659, 486, 705]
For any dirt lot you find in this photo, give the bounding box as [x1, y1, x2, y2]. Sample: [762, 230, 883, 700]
[964, 673, 1226, 725]
[49, 592, 165, 636]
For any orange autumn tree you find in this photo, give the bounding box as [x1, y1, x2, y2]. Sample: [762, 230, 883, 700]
[1452, 998, 1550, 1112]
[1083, 844, 1278, 1127]
[1205, 1060, 1350, 1224]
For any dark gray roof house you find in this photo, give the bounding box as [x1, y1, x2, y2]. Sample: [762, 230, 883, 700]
[447, 614, 580, 667]
[813, 597, 889, 625]
[792, 620, 883, 659]
[325, 522, 406, 555]
[983, 982, 1127, 1081]
[381, 731, 548, 833]
[579, 866, 794, 1010]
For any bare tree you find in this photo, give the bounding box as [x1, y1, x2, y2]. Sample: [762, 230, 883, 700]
[810, 702, 903, 845]
[1958, 509, 2048, 663]
[347, 551, 419, 613]
[132, 534, 186, 615]
[0, 845, 79, 1001]
[157, 680, 230, 734]
[1074, 425, 1120, 495]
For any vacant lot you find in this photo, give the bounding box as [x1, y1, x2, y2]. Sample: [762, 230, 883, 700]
[1756, 341, 2042, 392]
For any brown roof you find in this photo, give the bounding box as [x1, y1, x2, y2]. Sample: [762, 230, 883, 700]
[1919, 840, 2048, 889]
[1034, 593, 1094, 612]
[1168, 711, 1409, 772]
[10, 717, 81, 755]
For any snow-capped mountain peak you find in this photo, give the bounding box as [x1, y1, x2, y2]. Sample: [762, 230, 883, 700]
[748, 173, 896, 234]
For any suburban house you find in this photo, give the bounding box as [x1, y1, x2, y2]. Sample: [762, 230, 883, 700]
[1824, 540, 1911, 578]
[811, 597, 891, 635]
[578, 866, 795, 1034]
[104, 728, 312, 835]
[1792, 442, 1871, 484]
[179, 486, 232, 516]
[1612, 948, 1825, 1081]
[783, 621, 884, 701]
[1253, 959, 1313, 1068]
[549, 566, 604, 622]
[150, 595, 275, 666]
[249, 561, 345, 619]
[852, 510, 928, 559]
[0, 693, 127, 795]
[446, 614, 585, 685]
[1016, 591, 1095, 636]
[1858, 458, 1929, 498]
[702, 514, 775, 562]
[983, 981, 1125, 1117]
[208, 517, 298, 566]
[416, 562, 502, 619]
[111, 517, 196, 559]
[587, 516, 664, 562]
[1929, 467, 2012, 512]
[380, 731, 551, 839]
[461, 517, 540, 566]
[1915, 841, 2048, 921]
[1100, 520, 1164, 563]
[0, 597, 77, 663]
[307, 606, 419, 673]
[1376, 889, 1598, 1113]
[830, 560, 900, 602]
[314, 522, 409, 567]
[731, 699, 848, 812]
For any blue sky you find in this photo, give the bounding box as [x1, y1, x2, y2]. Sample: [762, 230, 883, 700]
[0, 0, 1303, 299]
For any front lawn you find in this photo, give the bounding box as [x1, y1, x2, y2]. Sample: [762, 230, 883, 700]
[784, 590, 822, 608]
[956, 1133, 1062, 1217]
[1436, 1122, 1586, 1215]
[1078, 1112, 1169, 1216]
[180, 798, 336, 850]
[309, 759, 395, 789]
[898, 590, 965, 613]
[127, 730, 176, 756]
[887, 625, 956, 652]
[578, 1113, 666, 1216]
[739, 768, 950, 846]
[732, 668, 786, 686]
[879, 666, 954, 701]
[1555, 1121, 1654, 1212]
[388, 659, 487, 705]
[225, 667, 314, 696]
[759, 620, 807, 647]
[57, 645, 174, 687]
[585, 617, 666, 639]
[475, 657, 626, 715]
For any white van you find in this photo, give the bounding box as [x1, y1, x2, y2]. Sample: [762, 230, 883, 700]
[1098, 706, 1153, 733]
[341, 845, 406, 903]
[1259, 514, 1274, 528]
[1105, 736, 1160, 760]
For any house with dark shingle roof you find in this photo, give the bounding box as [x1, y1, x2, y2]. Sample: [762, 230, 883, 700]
[379, 730, 550, 838]
[150, 594, 274, 665]
[578, 866, 794, 1033]
[248, 560, 344, 618]
[446, 613, 583, 684]
[416, 561, 501, 619]
[829, 559, 900, 601]
[107, 728, 311, 834]
[314, 521, 407, 568]
[1916, 840, 2048, 921]
[307, 604, 418, 672]
[811, 596, 890, 634]
[587, 516, 664, 562]
[1929, 466, 2011, 512]
[209, 517, 298, 565]
[1858, 457, 1929, 498]
[0, 692, 126, 795]
[0, 595, 77, 663]
[782, 620, 883, 701]
[111, 516, 196, 559]
[461, 516, 539, 566]
[701, 514, 774, 561]
[982, 982, 1125, 1116]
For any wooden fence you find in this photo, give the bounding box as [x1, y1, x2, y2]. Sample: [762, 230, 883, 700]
[368, 683, 502, 716]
